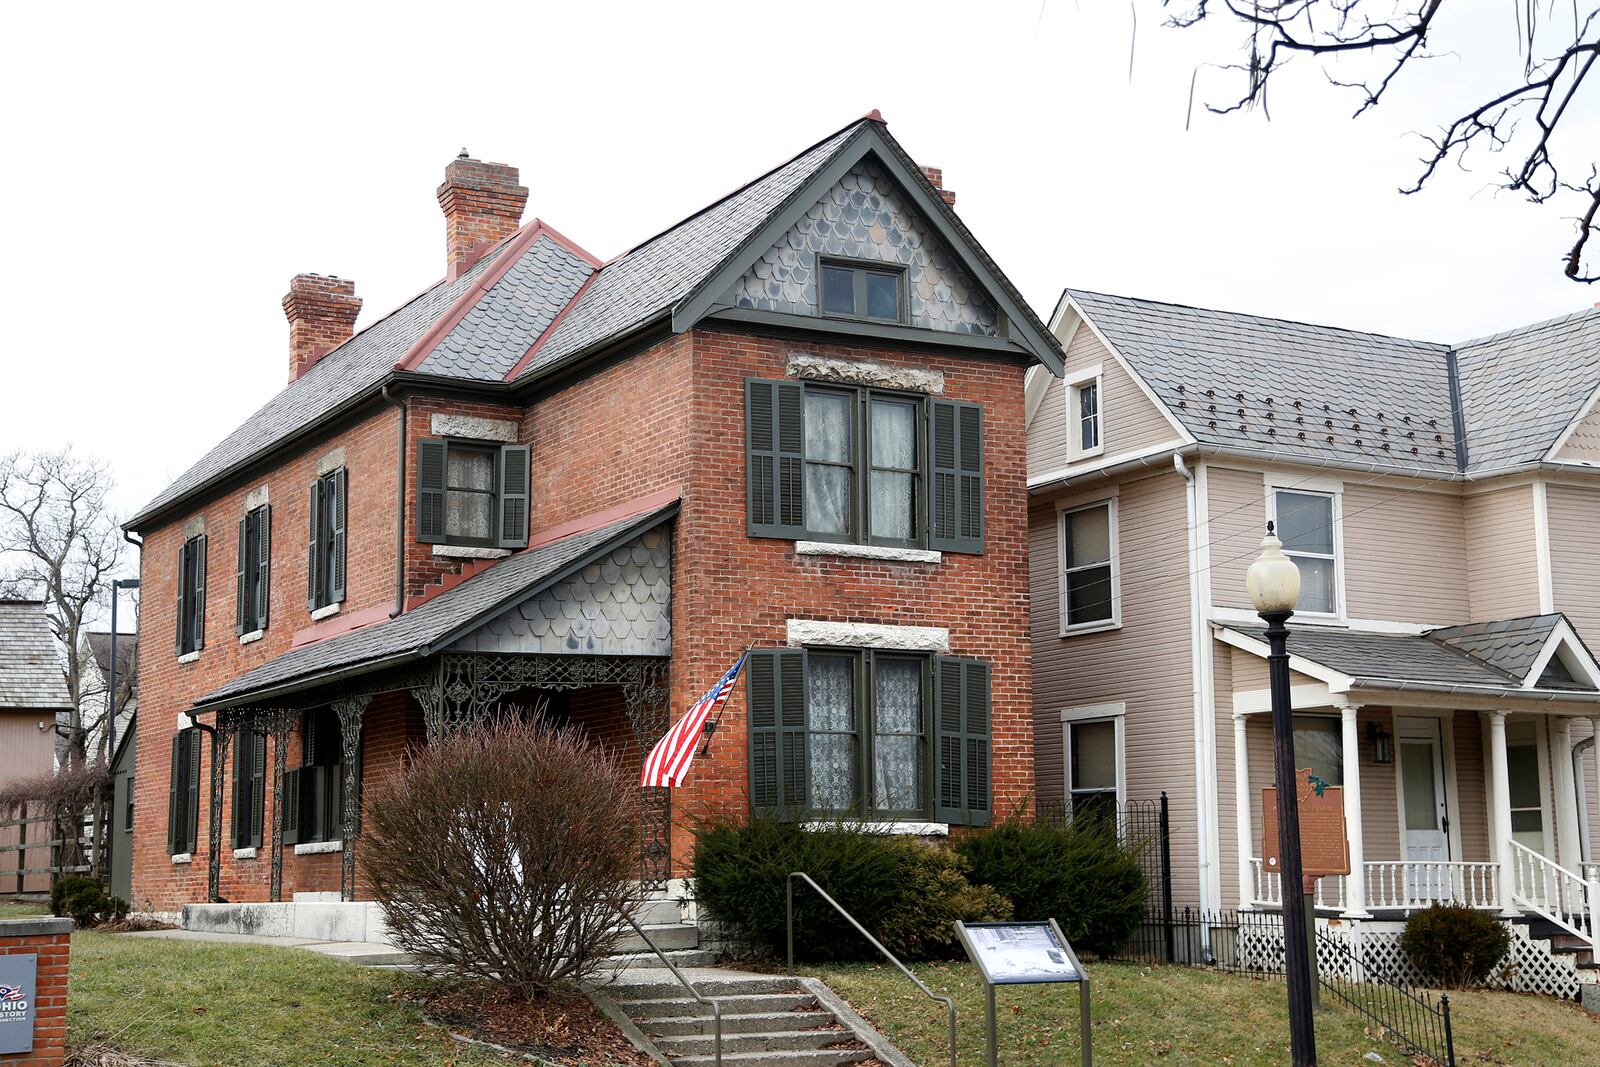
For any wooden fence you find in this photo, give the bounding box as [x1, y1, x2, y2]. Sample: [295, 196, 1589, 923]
[0, 792, 110, 894]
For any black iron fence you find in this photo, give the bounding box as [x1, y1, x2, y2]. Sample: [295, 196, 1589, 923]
[1060, 794, 1454, 1067]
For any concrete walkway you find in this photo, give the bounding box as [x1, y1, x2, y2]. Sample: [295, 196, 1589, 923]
[119, 928, 412, 966]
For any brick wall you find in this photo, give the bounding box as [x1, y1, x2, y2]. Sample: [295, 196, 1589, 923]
[0, 918, 70, 1067]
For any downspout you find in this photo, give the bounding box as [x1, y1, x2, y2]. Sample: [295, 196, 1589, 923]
[1576, 735, 1594, 864]
[1175, 453, 1216, 938]
[382, 385, 406, 618]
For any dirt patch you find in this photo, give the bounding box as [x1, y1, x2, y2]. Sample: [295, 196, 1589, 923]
[397, 982, 655, 1066]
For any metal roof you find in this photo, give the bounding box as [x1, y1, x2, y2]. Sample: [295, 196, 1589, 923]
[0, 601, 71, 711]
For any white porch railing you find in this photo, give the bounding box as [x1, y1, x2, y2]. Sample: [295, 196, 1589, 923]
[1249, 858, 1346, 910]
[1509, 840, 1599, 948]
[1364, 860, 1500, 911]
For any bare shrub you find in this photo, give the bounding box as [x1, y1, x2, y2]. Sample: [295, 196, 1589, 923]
[361, 719, 642, 997]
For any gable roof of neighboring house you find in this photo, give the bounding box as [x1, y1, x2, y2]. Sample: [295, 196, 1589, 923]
[85, 630, 137, 703]
[1057, 289, 1600, 479]
[191, 495, 679, 711]
[0, 601, 71, 711]
[1219, 612, 1600, 702]
[130, 114, 1062, 531]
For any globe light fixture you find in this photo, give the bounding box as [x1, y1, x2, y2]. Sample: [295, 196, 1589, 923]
[1246, 522, 1301, 614]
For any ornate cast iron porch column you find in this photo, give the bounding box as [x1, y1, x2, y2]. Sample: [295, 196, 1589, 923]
[331, 693, 372, 901]
[265, 707, 297, 903]
[205, 719, 232, 903]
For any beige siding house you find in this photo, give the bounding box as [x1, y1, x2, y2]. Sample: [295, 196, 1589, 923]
[1026, 290, 1600, 971]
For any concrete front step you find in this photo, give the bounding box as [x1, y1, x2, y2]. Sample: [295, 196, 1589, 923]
[638, 1010, 835, 1037]
[604, 948, 719, 970]
[669, 1051, 873, 1067]
[657, 1028, 851, 1056]
[614, 992, 817, 1017]
[614, 922, 700, 954]
[610, 975, 801, 1000]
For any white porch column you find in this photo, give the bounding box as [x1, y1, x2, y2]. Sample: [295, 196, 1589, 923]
[1591, 717, 1600, 870]
[1486, 710, 1519, 915]
[1551, 717, 1582, 872]
[1339, 703, 1369, 917]
[1233, 711, 1253, 907]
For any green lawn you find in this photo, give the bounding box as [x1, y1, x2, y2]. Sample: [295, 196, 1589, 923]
[808, 960, 1600, 1066]
[68, 931, 509, 1066]
[0, 899, 49, 920]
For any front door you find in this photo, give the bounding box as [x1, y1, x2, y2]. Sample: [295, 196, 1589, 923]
[1398, 717, 1450, 899]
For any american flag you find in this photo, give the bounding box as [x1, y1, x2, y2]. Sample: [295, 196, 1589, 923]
[641, 653, 747, 788]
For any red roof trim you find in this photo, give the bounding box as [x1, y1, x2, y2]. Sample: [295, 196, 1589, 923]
[393, 219, 603, 373]
[289, 603, 394, 649]
[502, 270, 598, 381]
[528, 487, 680, 549]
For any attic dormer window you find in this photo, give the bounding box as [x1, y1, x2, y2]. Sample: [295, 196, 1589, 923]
[820, 260, 904, 324]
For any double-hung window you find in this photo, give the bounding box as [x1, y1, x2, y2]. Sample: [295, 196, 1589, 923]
[236, 504, 270, 636]
[232, 728, 266, 849]
[1063, 706, 1123, 822]
[282, 709, 344, 846]
[175, 534, 207, 656]
[748, 379, 983, 553]
[1272, 489, 1337, 615]
[1059, 500, 1118, 632]
[820, 260, 904, 323]
[746, 648, 991, 825]
[1067, 369, 1103, 459]
[307, 468, 347, 612]
[167, 727, 202, 855]
[416, 439, 531, 549]
[1292, 715, 1342, 787]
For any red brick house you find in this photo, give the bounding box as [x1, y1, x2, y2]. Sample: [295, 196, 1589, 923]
[123, 113, 1064, 917]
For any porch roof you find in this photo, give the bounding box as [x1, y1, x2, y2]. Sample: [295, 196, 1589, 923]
[191, 496, 678, 712]
[1218, 613, 1600, 705]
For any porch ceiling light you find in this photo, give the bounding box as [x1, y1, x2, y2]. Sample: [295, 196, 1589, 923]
[1246, 522, 1301, 615]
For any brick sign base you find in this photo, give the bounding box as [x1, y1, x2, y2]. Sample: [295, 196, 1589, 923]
[0, 918, 71, 1067]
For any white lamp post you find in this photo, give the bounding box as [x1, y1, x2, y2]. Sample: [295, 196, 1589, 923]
[1247, 523, 1317, 1067]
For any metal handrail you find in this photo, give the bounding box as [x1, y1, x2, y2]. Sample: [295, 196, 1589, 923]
[619, 910, 724, 1066]
[788, 871, 958, 1067]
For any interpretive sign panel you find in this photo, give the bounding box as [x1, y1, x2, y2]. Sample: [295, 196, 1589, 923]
[1263, 768, 1350, 878]
[0, 951, 38, 1055]
[955, 919, 1092, 1066]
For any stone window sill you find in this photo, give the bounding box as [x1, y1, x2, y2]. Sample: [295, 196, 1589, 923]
[1060, 622, 1122, 639]
[309, 602, 342, 621]
[293, 840, 343, 856]
[803, 821, 949, 837]
[239, 629, 265, 645]
[432, 545, 511, 560]
[796, 541, 941, 564]
[176, 651, 200, 665]
[232, 847, 258, 860]
[170, 853, 192, 865]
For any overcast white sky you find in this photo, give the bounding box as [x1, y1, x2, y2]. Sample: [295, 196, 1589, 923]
[3, 0, 1594, 522]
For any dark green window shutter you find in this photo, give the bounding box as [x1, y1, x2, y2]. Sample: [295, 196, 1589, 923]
[231, 729, 246, 848]
[748, 648, 808, 815]
[417, 439, 447, 544]
[235, 517, 248, 635]
[934, 657, 991, 826]
[256, 505, 271, 631]
[930, 401, 985, 554]
[746, 379, 806, 538]
[167, 734, 181, 854]
[498, 444, 531, 548]
[185, 728, 202, 853]
[250, 730, 266, 847]
[175, 541, 189, 656]
[193, 534, 207, 650]
[281, 768, 301, 846]
[306, 480, 322, 611]
[329, 468, 347, 603]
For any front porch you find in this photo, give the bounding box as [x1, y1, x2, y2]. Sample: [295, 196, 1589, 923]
[1218, 616, 1600, 951]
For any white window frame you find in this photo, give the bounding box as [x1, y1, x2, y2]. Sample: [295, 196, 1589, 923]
[1058, 496, 1120, 636]
[1264, 477, 1344, 620]
[1061, 703, 1126, 813]
[1065, 364, 1104, 460]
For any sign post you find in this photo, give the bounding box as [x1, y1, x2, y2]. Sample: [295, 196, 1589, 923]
[1264, 770, 1350, 1012]
[954, 919, 1091, 1067]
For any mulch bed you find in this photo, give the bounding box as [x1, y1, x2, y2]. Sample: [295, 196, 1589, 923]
[396, 982, 655, 1066]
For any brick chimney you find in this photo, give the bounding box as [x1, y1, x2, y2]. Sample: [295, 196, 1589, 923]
[921, 166, 957, 208]
[283, 274, 362, 382]
[438, 151, 528, 277]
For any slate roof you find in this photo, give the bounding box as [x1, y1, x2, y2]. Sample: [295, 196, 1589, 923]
[0, 601, 71, 710]
[1223, 613, 1597, 696]
[86, 630, 137, 680]
[193, 500, 677, 709]
[1064, 290, 1600, 477]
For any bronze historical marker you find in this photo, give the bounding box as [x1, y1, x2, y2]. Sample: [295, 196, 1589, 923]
[1263, 769, 1350, 879]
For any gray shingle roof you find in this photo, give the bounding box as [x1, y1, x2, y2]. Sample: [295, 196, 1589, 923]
[1066, 290, 1600, 477]
[0, 601, 71, 710]
[1224, 613, 1596, 695]
[1454, 308, 1600, 473]
[516, 123, 862, 378]
[193, 501, 676, 709]
[416, 233, 595, 381]
[130, 251, 507, 526]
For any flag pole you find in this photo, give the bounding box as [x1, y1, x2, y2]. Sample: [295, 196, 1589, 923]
[699, 648, 750, 756]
